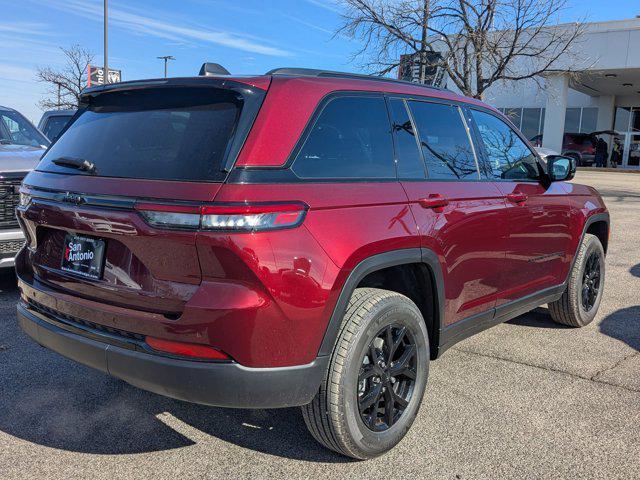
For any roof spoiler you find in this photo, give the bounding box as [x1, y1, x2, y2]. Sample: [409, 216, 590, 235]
[199, 63, 231, 76]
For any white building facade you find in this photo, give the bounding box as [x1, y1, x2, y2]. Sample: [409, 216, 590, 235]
[482, 17, 640, 169]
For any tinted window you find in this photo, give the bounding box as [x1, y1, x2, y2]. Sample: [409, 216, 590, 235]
[408, 101, 478, 180]
[39, 87, 242, 182]
[292, 96, 395, 179]
[521, 108, 543, 139]
[564, 108, 581, 133]
[505, 108, 522, 130]
[389, 99, 425, 179]
[43, 115, 73, 140]
[0, 111, 48, 147]
[471, 109, 540, 181]
[580, 107, 598, 133]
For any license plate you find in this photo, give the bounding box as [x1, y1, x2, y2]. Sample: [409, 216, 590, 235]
[61, 234, 106, 280]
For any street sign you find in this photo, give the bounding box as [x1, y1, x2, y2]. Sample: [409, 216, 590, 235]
[87, 65, 122, 86]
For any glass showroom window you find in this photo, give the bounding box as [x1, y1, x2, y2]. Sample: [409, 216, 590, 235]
[497, 107, 545, 140]
[564, 107, 598, 134]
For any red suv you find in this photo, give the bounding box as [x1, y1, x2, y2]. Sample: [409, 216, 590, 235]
[16, 67, 609, 459]
[531, 132, 597, 166]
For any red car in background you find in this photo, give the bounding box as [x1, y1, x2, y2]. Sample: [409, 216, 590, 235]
[531, 132, 596, 166]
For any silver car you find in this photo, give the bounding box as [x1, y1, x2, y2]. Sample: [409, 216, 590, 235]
[0, 106, 49, 268]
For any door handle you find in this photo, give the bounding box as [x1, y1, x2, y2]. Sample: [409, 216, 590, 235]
[418, 194, 449, 211]
[506, 192, 528, 204]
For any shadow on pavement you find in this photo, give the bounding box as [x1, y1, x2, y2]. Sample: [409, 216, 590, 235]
[507, 307, 572, 329]
[630, 263, 640, 279]
[598, 306, 640, 352]
[0, 269, 17, 293]
[0, 277, 348, 462]
[594, 189, 640, 202]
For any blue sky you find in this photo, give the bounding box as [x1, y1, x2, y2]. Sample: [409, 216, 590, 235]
[1, 0, 639, 122]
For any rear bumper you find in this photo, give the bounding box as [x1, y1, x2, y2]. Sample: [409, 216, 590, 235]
[17, 301, 328, 408]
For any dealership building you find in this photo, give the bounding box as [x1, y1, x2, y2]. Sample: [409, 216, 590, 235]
[479, 17, 640, 169]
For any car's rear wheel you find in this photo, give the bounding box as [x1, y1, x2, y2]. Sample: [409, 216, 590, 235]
[549, 233, 605, 327]
[301, 288, 429, 459]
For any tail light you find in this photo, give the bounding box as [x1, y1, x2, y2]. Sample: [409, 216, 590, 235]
[146, 336, 231, 361]
[135, 202, 308, 232]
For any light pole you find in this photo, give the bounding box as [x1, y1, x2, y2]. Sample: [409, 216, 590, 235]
[157, 56, 175, 78]
[104, 0, 109, 84]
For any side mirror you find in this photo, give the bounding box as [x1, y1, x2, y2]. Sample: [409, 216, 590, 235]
[546, 155, 576, 182]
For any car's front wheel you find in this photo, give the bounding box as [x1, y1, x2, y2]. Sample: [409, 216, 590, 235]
[549, 233, 605, 327]
[301, 288, 429, 459]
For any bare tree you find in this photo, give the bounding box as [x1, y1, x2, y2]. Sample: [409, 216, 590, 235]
[36, 45, 94, 110]
[337, 0, 585, 99]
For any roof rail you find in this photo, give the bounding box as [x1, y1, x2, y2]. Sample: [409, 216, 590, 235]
[265, 67, 448, 91]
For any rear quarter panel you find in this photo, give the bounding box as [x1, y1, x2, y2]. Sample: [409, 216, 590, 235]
[210, 182, 418, 365]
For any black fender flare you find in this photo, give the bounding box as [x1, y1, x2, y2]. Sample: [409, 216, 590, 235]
[317, 248, 445, 357]
[569, 212, 610, 272]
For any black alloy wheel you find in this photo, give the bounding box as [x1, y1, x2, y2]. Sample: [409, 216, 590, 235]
[357, 324, 417, 432]
[582, 251, 601, 312]
[548, 233, 605, 327]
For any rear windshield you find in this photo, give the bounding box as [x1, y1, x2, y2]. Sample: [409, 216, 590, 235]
[38, 87, 242, 182]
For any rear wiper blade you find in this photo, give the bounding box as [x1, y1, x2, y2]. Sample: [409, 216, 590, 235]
[51, 156, 97, 175]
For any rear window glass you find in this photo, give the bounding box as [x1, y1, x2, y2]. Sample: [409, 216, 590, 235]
[292, 96, 395, 179]
[389, 98, 425, 179]
[408, 101, 478, 180]
[43, 115, 73, 141]
[38, 87, 242, 182]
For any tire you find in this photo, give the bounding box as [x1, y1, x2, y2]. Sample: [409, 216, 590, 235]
[301, 288, 429, 459]
[549, 233, 605, 327]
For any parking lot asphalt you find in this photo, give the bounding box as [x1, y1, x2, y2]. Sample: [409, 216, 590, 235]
[0, 171, 638, 479]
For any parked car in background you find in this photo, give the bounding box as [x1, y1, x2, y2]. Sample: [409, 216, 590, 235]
[15, 68, 609, 459]
[0, 106, 49, 268]
[531, 132, 596, 166]
[37, 109, 76, 141]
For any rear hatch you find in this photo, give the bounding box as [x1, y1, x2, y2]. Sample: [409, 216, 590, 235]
[19, 78, 267, 316]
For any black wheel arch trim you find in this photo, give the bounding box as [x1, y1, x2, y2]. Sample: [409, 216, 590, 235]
[318, 212, 609, 362]
[317, 247, 445, 358]
[574, 212, 610, 261]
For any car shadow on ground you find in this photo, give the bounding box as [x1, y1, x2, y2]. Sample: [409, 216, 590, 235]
[630, 263, 640, 279]
[507, 307, 572, 329]
[509, 304, 639, 352]
[0, 272, 349, 462]
[598, 305, 640, 352]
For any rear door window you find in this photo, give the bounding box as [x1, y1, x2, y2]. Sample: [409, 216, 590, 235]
[407, 101, 479, 180]
[388, 98, 426, 179]
[471, 109, 540, 181]
[38, 87, 243, 182]
[292, 96, 395, 179]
